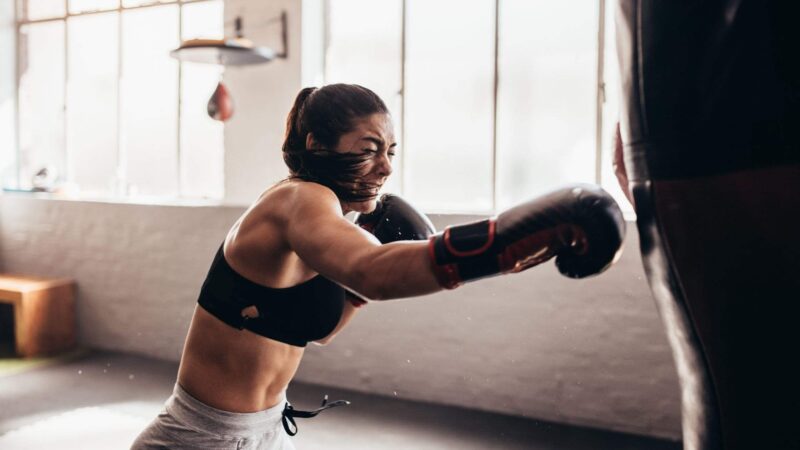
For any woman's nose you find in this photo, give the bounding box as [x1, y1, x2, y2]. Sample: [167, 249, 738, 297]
[376, 153, 393, 177]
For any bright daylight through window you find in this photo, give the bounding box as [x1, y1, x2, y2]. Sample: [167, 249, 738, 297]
[325, 0, 630, 214]
[11, 0, 224, 200]
[6, 0, 630, 214]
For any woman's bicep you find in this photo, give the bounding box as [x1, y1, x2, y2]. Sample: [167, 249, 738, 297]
[284, 184, 441, 300]
[285, 190, 379, 289]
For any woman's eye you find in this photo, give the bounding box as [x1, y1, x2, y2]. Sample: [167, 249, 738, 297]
[388, 152, 396, 158]
[362, 148, 378, 154]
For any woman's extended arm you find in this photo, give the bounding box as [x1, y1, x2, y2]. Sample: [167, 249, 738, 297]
[285, 183, 442, 300]
[287, 180, 626, 300]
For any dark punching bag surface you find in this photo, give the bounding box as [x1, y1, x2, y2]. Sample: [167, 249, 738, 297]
[616, 0, 800, 183]
[208, 81, 234, 122]
[616, 1, 800, 449]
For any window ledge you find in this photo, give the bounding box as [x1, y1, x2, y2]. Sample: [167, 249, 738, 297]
[1, 188, 226, 208]
[1, 188, 637, 221]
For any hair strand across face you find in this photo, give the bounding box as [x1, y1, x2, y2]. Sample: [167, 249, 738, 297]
[281, 84, 389, 203]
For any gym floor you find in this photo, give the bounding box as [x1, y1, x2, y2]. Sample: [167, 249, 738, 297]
[0, 349, 680, 450]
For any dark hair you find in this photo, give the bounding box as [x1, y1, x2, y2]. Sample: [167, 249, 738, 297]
[282, 84, 390, 202]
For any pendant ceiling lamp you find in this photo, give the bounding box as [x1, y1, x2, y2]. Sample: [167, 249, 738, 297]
[169, 12, 288, 122]
[170, 12, 288, 66]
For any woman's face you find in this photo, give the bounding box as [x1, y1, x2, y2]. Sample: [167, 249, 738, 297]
[335, 113, 396, 214]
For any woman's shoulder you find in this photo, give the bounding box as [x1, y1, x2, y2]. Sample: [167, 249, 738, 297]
[267, 179, 338, 202]
[255, 179, 342, 218]
[228, 180, 343, 253]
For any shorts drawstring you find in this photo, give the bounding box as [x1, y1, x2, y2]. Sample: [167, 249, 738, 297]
[282, 395, 350, 436]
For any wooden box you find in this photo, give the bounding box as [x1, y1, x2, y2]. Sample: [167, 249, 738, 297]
[0, 274, 76, 357]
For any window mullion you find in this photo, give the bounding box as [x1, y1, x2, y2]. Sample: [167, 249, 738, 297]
[399, 0, 406, 197]
[176, 3, 183, 197]
[595, 0, 606, 184]
[491, 0, 499, 212]
[322, 0, 329, 80]
[14, 1, 20, 189]
[116, 6, 125, 195]
[62, 0, 68, 183]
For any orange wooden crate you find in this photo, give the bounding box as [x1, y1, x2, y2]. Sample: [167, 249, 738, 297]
[0, 274, 76, 357]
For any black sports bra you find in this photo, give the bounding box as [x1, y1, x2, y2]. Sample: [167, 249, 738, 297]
[197, 244, 345, 347]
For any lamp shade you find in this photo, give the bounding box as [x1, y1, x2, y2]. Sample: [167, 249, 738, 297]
[170, 37, 276, 66]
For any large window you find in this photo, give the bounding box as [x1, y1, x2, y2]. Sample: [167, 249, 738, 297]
[325, 0, 628, 214]
[324, 0, 404, 196]
[12, 0, 224, 200]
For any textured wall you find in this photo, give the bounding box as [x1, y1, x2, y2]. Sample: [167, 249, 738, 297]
[0, 196, 242, 359]
[0, 195, 680, 440]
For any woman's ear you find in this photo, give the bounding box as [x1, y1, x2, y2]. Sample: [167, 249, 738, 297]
[305, 133, 320, 150]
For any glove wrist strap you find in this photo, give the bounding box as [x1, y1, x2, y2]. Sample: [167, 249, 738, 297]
[428, 219, 501, 289]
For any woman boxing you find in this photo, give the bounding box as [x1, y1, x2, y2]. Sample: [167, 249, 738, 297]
[132, 83, 625, 449]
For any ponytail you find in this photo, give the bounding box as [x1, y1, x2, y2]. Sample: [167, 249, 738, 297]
[282, 87, 317, 157]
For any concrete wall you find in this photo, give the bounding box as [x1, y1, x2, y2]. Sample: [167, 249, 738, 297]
[0, 195, 680, 440]
[0, 0, 682, 442]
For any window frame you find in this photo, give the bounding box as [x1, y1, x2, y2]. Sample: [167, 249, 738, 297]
[12, 0, 220, 199]
[322, 0, 613, 214]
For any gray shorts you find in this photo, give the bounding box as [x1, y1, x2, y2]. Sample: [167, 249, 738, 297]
[131, 383, 295, 450]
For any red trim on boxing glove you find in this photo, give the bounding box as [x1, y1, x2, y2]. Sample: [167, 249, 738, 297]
[442, 221, 496, 257]
[496, 229, 560, 273]
[428, 237, 462, 289]
[358, 221, 376, 233]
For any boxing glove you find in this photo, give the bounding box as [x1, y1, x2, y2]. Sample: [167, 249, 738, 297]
[348, 194, 435, 306]
[354, 193, 436, 242]
[428, 184, 625, 289]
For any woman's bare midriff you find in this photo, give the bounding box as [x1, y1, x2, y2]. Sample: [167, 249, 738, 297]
[177, 305, 305, 413]
[176, 182, 325, 413]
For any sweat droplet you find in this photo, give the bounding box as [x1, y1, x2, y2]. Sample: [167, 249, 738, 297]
[78, 370, 82, 375]
[129, 374, 135, 380]
[393, 391, 397, 396]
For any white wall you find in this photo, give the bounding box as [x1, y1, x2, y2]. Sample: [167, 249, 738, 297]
[222, 0, 305, 205]
[0, 0, 681, 441]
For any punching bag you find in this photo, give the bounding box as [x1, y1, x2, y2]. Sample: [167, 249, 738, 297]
[615, 1, 800, 449]
[207, 81, 234, 122]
